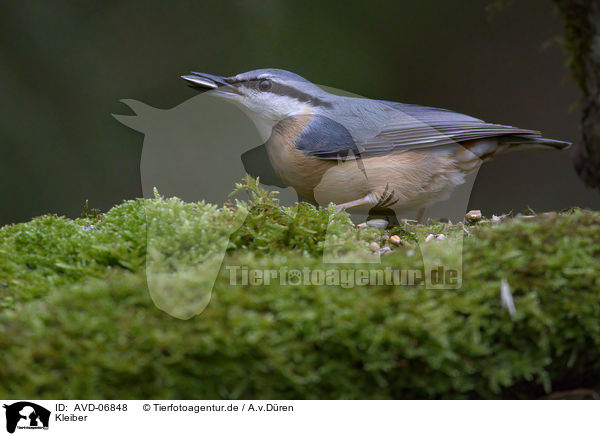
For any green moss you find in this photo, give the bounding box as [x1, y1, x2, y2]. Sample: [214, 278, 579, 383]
[0, 180, 599, 399]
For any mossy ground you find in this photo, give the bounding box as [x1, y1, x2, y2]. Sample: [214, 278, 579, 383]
[1, 179, 599, 399]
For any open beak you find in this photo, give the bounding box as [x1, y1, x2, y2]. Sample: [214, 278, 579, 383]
[181, 72, 239, 97]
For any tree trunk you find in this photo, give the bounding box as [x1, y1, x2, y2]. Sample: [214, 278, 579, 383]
[554, 0, 600, 189]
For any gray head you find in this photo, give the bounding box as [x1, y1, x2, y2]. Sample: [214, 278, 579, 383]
[182, 68, 332, 137]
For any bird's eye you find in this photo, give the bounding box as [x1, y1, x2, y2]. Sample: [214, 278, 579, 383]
[258, 79, 272, 91]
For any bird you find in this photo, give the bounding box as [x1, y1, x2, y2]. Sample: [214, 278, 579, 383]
[181, 68, 570, 221]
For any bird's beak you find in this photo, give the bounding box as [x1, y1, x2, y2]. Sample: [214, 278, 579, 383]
[181, 72, 239, 98]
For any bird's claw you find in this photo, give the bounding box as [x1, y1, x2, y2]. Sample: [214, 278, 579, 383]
[374, 184, 398, 209]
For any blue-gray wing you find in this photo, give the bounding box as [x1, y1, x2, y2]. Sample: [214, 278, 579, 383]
[295, 114, 361, 158]
[301, 99, 541, 159]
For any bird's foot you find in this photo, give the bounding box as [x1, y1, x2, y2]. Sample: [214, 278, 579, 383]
[373, 184, 399, 209]
[333, 194, 374, 215]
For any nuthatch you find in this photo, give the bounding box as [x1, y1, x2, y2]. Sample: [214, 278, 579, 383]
[182, 69, 570, 219]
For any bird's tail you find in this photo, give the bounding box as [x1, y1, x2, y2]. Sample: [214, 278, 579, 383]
[499, 135, 572, 150]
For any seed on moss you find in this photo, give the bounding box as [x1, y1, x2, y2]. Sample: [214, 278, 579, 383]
[390, 235, 403, 245]
[379, 247, 392, 255]
[465, 210, 482, 222]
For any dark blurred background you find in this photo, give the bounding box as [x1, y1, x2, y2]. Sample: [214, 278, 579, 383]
[1, 0, 598, 225]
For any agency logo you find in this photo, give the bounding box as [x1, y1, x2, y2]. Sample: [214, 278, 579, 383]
[3, 402, 50, 434]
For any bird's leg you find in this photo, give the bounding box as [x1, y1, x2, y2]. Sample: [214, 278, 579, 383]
[334, 186, 400, 215]
[334, 193, 379, 214]
[416, 208, 425, 224]
[335, 184, 402, 215]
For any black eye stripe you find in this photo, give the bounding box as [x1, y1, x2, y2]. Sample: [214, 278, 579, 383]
[236, 79, 332, 108]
